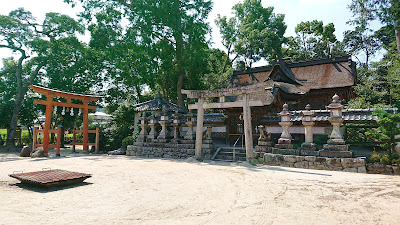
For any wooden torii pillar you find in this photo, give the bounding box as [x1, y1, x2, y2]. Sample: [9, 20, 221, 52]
[182, 81, 274, 162]
[29, 85, 102, 156]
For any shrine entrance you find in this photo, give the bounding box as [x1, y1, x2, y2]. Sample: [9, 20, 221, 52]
[29, 85, 102, 156]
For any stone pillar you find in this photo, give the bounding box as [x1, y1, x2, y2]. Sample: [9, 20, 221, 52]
[157, 106, 170, 141]
[184, 110, 196, 140]
[242, 93, 254, 161]
[147, 113, 158, 141]
[135, 112, 147, 145]
[300, 104, 317, 152]
[320, 94, 352, 158]
[195, 98, 204, 159]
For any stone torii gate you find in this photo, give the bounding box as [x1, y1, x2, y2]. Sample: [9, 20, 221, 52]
[182, 81, 274, 161]
[29, 85, 102, 156]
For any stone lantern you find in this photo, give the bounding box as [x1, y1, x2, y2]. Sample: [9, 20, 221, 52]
[184, 110, 196, 140]
[300, 104, 316, 151]
[135, 112, 148, 144]
[171, 111, 181, 143]
[157, 106, 171, 141]
[326, 94, 345, 145]
[147, 113, 158, 141]
[320, 94, 352, 157]
[275, 103, 294, 149]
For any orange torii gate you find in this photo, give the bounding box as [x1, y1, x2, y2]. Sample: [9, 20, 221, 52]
[29, 85, 102, 156]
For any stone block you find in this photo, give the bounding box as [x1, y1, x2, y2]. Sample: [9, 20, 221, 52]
[300, 150, 319, 156]
[264, 153, 276, 163]
[283, 155, 297, 163]
[393, 166, 400, 175]
[322, 144, 349, 151]
[341, 158, 366, 168]
[127, 145, 134, 151]
[366, 164, 375, 171]
[357, 166, 367, 173]
[272, 148, 299, 155]
[258, 141, 273, 147]
[385, 165, 393, 172]
[31, 149, 44, 158]
[276, 154, 284, 162]
[343, 168, 358, 173]
[319, 150, 353, 158]
[296, 156, 305, 162]
[304, 156, 316, 162]
[325, 158, 342, 167]
[374, 165, 386, 173]
[315, 157, 326, 163]
[20, 146, 31, 157]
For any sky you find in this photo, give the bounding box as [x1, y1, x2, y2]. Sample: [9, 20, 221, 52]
[0, 0, 364, 67]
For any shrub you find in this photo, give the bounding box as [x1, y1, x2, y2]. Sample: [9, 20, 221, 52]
[122, 136, 134, 150]
[367, 151, 381, 164]
[380, 154, 390, 165]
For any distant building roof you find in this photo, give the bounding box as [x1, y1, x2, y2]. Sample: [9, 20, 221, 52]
[230, 55, 356, 94]
[133, 92, 187, 112]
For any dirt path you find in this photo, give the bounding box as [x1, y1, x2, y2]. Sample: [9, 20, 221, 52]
[1, 153, 399, 224]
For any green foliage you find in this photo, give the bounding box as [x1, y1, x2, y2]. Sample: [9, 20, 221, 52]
[287, 20, 346, 61]
[122, 136, 134, 151]
[365, 110, 400, 154]
[367, 150, 400, 165]
[216, 0, 286, 68]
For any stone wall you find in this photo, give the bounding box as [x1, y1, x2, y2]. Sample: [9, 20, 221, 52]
[126, 145, 212, 159]
[263, 153, 367, 173]
[366, 164, 400, 175]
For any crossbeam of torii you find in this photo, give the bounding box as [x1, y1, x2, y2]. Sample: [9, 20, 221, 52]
[182, 81, 274, 161]
[29, 85, 102, 156]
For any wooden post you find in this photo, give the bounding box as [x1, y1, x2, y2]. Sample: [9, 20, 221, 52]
[195, 97, 204, 160]
[82, 100, 89, 151]
[242, 94, 254, 161]
[72, 128, 76, 152]
[32, 126, 37, 151]
[43, 95, 53, 157]
[95, 127, 99, 154]
[56, 125, 61, 156]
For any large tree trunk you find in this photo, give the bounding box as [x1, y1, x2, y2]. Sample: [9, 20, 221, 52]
[395, 28, 400, 55]
[6, 53, 26, 146]
[174, 1, 185, 107]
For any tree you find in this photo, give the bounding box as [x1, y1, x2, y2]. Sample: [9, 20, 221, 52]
[0, 9, 89, 145]
[66, 0, 213, 106]
[286, 20, 346, 61]
[349, 0, 400, 55]
[366, 110, 400, 155]
[216, 0, 286, 68]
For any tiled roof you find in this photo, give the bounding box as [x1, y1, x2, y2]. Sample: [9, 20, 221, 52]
[133, 93, 186, 112]
[260, 108, 397, 122]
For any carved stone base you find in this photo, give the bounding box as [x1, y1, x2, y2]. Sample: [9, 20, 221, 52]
[319, 150, 353, 158]
[257, 141, 273, 147]
[278, 138, 292, 145]
[300, 142, 317, 151]
[323, 144, 349, 151]
[327, 138, 345, 145]
[180, 139, 195, 144]
[274, 144, 294, 149]
[300, 149, 319, 156]
[272, 148, 299, 155]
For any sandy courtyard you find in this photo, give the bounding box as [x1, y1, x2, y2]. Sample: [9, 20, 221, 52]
[1, 153, 399, 225]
